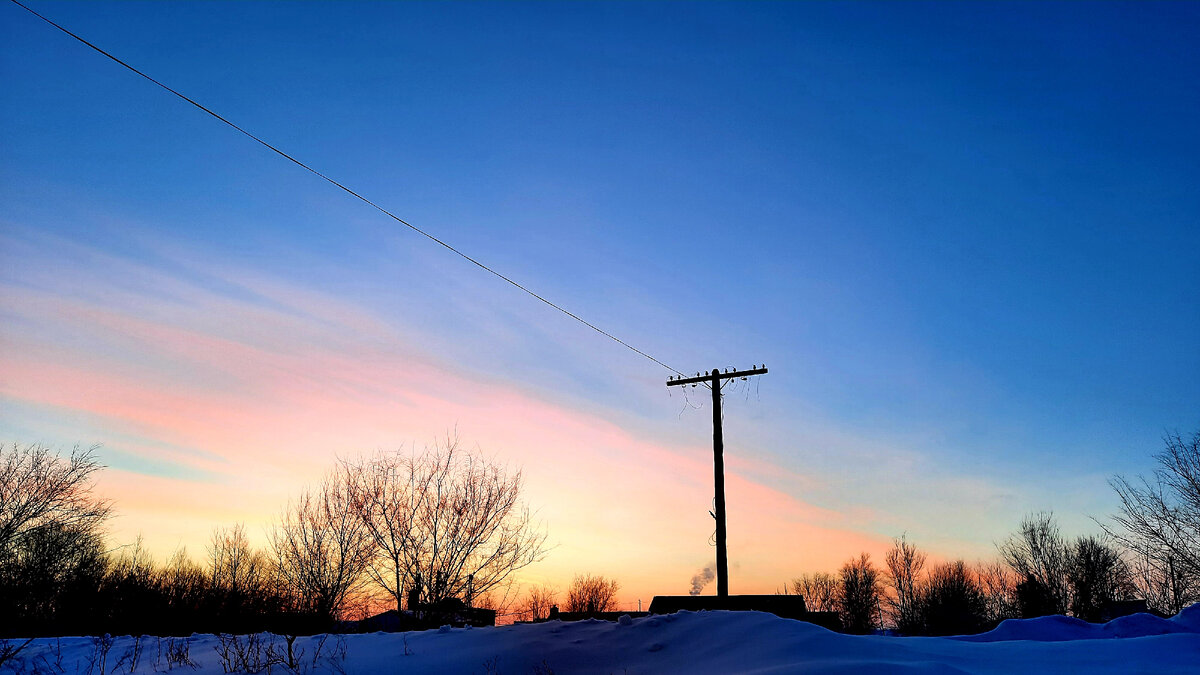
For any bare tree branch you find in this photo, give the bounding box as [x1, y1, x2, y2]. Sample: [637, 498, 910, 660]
[998, 511, 1070, 616]
[270, 466, 376, 621]
[346, 435, 548, 611]
[1103, 430, 1200, 614]
[0, 443, 111, 553]
[884, 534, 926, 632]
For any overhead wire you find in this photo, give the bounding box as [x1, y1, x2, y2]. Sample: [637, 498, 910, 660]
[9, 0, 686, 377]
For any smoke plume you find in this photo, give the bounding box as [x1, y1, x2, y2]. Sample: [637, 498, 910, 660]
[688, 566, 715, 596]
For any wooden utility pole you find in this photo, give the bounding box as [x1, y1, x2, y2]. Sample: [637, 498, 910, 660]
[667, 365, 768, 597]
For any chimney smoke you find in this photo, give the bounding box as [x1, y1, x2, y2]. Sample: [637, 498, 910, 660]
[688, 565, 715, 596]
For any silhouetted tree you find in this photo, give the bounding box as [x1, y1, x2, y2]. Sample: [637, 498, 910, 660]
[1068, 535, 1134, 622]
[156, 547, 209, 632]
[1105, 430, 1200, 615]
[346, 436, 548, 610]
[1, 444, 331, 637]
[838, 553, 882, 634]
[344, 450, 422, 612]
[209, 525, 269, 597]
[100, 535, 165, 633]
[206, 524, 287, 631]
[884, 535, 926, 634]
[0, 520, 107, 637]
[0, 443, 111, 553]
[0, 443, 111, 638]
[790, 572, 838, 613]
[921, 560, 987, 635]
[565, 574, 620, 613]
[999, 512, 1070, 617]
[1014, 574, 1060, 618]
[270, 467, 376, 622]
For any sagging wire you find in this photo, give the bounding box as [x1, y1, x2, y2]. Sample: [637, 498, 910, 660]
[675, 382, 705, 418]
[8, 0, 690, 380]
[669, 371, 713, 418]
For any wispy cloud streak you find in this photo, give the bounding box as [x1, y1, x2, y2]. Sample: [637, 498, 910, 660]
[0, 229, 918, 597]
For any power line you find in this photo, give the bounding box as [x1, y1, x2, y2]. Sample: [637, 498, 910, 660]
[9, 0, 684, 377]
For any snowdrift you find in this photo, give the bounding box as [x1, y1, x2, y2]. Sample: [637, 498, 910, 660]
[954, 603, 1200, 642]
[4, 606, 1199, 674]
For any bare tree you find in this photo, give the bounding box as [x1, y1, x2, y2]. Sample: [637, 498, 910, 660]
[1105, 430, 1200, 614]
[565, 574, 620, 613]
[999, 512, 1070, 617]
[0, 443, 111, 552]
[1, 443, 110, 637]
[1128, 546, 1191, 616]
[1068, 535, 1134, 622]
[838, 553, 882, 634]
[789, 572, 839, 613]
[518, 583, 559, 621]
[884, 535, 927, 633]
[344, 449, 422, 612]
[270, 467, 376, 621]
[209, 524, 270, 597]
[108, 534, 156, 585]
[347, 437, 548, 610]
[208, 523, 281, 627]
[974, 560, 1018, 625]
[159, 547, 208, 618]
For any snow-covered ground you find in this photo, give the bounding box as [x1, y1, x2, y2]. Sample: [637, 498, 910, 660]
[5, 605, 1199, 674]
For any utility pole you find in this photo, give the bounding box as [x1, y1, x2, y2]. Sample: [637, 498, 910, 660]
[667, 365, 768, 597]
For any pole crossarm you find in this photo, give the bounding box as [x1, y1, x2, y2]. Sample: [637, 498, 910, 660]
[666, 366, 767, 387]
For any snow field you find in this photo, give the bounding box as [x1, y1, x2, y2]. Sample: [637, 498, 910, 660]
[4, 606, 1199, 674]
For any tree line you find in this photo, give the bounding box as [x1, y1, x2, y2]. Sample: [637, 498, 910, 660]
[787, 430, 1200, 635]
[0, 438, 548, 638]
[3, 429, 1196, 637]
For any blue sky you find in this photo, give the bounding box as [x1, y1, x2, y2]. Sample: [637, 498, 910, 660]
[2, 1, 1198, 597]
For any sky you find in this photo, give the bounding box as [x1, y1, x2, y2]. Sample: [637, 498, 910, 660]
[2, 1, 1198, 609]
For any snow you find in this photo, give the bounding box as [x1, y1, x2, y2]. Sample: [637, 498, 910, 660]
[5, 606, 1199, 674]
[955, 603, 1200, 643]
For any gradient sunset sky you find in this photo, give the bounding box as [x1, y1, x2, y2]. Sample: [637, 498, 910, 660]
[2, 1, 1198, 609]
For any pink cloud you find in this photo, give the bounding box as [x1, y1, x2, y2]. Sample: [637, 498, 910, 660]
[0, 238, 897, 601]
